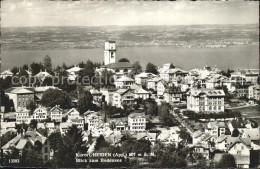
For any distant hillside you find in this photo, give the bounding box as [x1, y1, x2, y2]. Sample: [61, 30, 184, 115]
[0, 24, 258, 50]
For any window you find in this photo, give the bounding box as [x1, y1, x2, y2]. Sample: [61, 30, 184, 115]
[44, 155, 48, 161]
[45, 147, 48, 153]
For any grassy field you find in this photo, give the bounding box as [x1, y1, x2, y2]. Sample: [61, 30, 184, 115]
[234, 105, 260, 123]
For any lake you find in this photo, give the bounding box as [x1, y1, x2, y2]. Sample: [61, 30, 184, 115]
[1, 44, 259, 71]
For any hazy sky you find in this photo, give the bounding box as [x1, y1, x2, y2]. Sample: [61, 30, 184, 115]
[2, 0, 259, 27]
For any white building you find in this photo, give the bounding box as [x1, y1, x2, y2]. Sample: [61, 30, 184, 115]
[112, 89, 135, 108]
[67, 108, 80, 121]
[135, 72, 157, 85]
[128, 113, 146, 131]
[50, 105, 63, 122]
[134, 88, 150, 100]
[157, 80, 169, 96]
[0, 69, 13, 79]
[187, 88, 225, 112]
[114, 76, 135, 88]
[33, 107, 48, 122]
[248, 84, 260, 101]
[35, 69, 52, 81]
[16, 109, 31, 124]
[147, 77, 161, 91]
[104, 41, 116, 65]
[66, 65, 83, 81]
[84, 111, 103, 131]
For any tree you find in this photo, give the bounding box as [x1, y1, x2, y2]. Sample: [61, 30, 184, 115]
[77, 91, 93, 114]
[41, 89, 71, 108]
[26, 100, 36, 114]
[147, 102, 158, 116]
[132, 140, 151, 154]
[216, 153, 236, 168]
[118, 58, 130, 62]
[109, 122, 116, 130]
[43, 55, 52, 72]
[30, 119, 38, 129]
[48, 131, 63, 152]
[95, 135, 109, 151]
[231, 128, 239, 137]
[179, 128, 192, 142]
[158, 102, 178, 127]
[130, 61, 142, 76]
[87, 132, 93, 145]
[169, 63, 175, 69]
[53, 125, 87, 168]
[31, 62, 44, 76]
[146, 62, 158, 75]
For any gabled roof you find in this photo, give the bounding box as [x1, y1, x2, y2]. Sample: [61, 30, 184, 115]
[115, 88, 134, 95]
[187, 88, 225, 97]
[135, 88, 149, 94]
[216, 135, 228, 143]
[116, 76, 135, 82]
[226, 137, 251, 150]
[35, 71, 52, 77]
[50, 105, 63, 112]
[135, 72, 157, 78]
[128, 113, 145, 119]
[10, 88, 34, 94]
[67, 108, 80, 115]
[101, 62, 133, 69]
[67, 65, 83, 73]
[136, 132, 157, 140]
[1, 70, 13, 75]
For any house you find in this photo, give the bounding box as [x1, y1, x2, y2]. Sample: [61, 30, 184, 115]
[90, 88, 103, 105]
[134, 88, 150, 100]
[2, 131, 51, 163]
[50, 105, 63, 122]
[66, 65, 83, 81]
[115, 121, 127, 131]
[147, 77, 161, 91]
[163, 86, 183, 103]
[157, 80, 169, 96]
[206, 121, 226, 137]
[135, 72, 157, 85]
[16, 109, 31, 124]
[215, 135, 229, 151]
[191, 143, 210, 159]
[114, 76, 135, 88]
[0, 69, 13, 79]
[33, 107, 48, 122]
[37, 122, 55, 131]
[112, 88, 135, 108]
[158, 63, 188, 82]
[5, 88, 34, 111]
[136, 132, 157, 145]
[128, 113, 146, 132]
[228, 119, 260, 138]
[84, 111, 103, 131]
[226, 137, 251, 168]
[5, 86, 59, 111]
[67, 108, 80, 121]
[241, 128, 260, 141]
[68, 116, 85, 130]
[157, 129, 183, 147]
[186, 88, 225, 112]
[248, 84, 260, 102]
[60, 122, 72, 135]
[35, 69, 52, 81]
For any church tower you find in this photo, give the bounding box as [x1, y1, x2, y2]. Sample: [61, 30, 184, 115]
[104, 41, 116, 65]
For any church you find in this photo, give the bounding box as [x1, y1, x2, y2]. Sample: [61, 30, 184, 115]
[96, 41, 133, 79]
